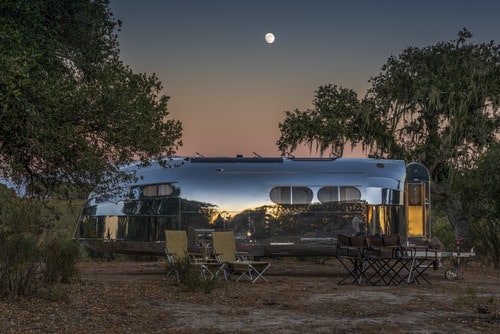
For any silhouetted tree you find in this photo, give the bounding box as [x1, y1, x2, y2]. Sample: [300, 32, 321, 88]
[278, 29, 500, 238]
[0, 0, 182, 197]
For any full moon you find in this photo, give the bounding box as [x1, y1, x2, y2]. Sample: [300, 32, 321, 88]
[265, 32, 275, 44]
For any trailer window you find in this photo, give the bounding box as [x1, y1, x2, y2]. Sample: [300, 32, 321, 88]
[292, 187, 313, 204]
[270, 187, 313, 204]
[341, 187, 361, 201]
[143, 183, 174, 197]
[318, 187, 361, 203]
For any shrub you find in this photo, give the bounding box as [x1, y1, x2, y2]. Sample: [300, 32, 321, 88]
[42, 234, 80, 284]
[0, 185, 80, 297]
[432, 216, 456, 251]
[0, 187, 44, 297]
[169, 256, 219, 293]
[0, 232, 41, 297]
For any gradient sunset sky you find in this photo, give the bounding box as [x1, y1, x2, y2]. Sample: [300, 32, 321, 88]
[109, 0, 500, 158]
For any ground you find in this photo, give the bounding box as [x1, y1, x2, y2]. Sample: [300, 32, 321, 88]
[0, 258, 498, 333]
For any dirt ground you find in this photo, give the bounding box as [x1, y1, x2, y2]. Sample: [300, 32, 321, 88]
[0, 258, 498, 334]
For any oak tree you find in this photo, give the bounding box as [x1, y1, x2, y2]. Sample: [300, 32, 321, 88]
[0, 0, 182, 197]
[277, 29, 500, 238]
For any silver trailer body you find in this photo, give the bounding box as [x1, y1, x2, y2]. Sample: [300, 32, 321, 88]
[75, 157, 430, 257]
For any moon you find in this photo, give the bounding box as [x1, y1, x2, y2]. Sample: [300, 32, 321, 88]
[265, 33, 275, 44]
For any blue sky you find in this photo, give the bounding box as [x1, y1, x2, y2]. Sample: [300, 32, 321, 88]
[109, 0, 500, 157]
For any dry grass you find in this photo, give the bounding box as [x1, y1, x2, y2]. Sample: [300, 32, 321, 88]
[0, 258, 498, 333]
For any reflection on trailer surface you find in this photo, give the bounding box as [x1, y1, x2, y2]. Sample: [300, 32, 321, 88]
[75, 157, 430, 257]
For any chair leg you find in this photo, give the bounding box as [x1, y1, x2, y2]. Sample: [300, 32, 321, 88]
[337, 257, 363, 285]
[164, 263, 179, 281]
[249, 263, 270, 283]
[235, 263, 270, 283]
[409, 259, 434, 285]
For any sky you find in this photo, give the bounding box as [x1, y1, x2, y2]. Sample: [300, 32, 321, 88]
[109, 0, 500, 158]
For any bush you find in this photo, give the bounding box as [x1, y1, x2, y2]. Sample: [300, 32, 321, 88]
[0, 232, 41, 297]
[0, 186, 43, 297]
[169, 256, 219, 293]
[0, 185, 80, 297]
[468, 217, 499, 268]
[42, 235, 80, 284]
[432, 216, 456, 251]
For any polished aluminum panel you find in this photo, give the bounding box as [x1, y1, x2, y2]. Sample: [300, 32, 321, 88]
[76, 157, 408, 256]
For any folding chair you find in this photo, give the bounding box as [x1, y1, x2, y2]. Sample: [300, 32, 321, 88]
[164, 230, 225, 281]
[212, 231, 271, 283]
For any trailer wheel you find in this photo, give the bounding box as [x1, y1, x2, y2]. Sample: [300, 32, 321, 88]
[445, 270, 457, 280]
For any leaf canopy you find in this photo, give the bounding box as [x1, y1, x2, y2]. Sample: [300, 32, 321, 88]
[0, 0, 182, 196]
[278, 29, 500, 177]
[277, 29, 500, 237]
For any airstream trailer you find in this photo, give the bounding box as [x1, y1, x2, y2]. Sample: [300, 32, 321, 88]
[74, 156, 431, 257]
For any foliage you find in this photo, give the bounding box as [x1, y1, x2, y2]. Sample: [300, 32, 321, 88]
[277, 29, 500, 238]
[451, 142, 500, 268]
[0, 185, 44, 297]
[0, 233, 41, 298]
[42, 234, 80, 284]
[277, 85, 364, 157]
[0, 0, 182, 198]
[0, 185, 80, 297]
[169, 256, 219, 293]
[368, 29, 499, 168]
[431, 215, 456, 251]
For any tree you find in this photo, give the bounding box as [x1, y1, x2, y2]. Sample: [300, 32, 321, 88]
[452, 142, 499, 268]
[0, 0, 182, 197]
[277, 85, 365, 157]
[277, 29, 500, 238]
